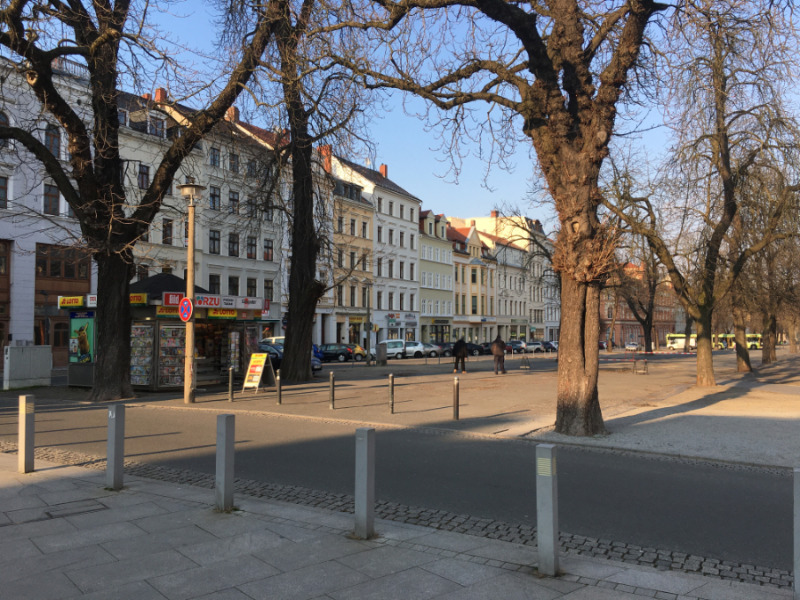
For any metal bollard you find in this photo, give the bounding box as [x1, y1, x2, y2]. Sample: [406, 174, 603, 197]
[228, 366, 234, 402]
[276, 371, 282, 405]
[329, 371, 335, 410]
[389, 374, 395, 414]
[453, 377, 459, 420]
[536, 444, 559, 576]
[106, 403, 125, 490]
[18, 395, 34, 474]
[215, 414, 235, 511]
[795, 468, 800, 600]
[354, 428, 376, 539]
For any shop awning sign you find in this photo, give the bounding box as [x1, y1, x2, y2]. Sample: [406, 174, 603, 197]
[58, 296, 84, 308]
[208, 308, 237, 319]
[163, 292, 184, 306]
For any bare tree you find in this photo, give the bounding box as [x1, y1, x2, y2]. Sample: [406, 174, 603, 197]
[337, 0, 667, 435]
[0, 0, 282, 400]
[604, 0, 800, 386]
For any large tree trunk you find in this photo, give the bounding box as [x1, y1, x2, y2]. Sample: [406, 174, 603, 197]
[695, 308, 716, 386]
[761, 313, 777, 364]
[554, 277, 605, 436]
[683, 314, 693, 352]
[733, 307, 752, 373]
[88, 251, 134, 401]
[790, 319, 799, 354]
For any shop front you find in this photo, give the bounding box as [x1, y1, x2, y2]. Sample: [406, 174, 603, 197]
[420, 318, 450, 344]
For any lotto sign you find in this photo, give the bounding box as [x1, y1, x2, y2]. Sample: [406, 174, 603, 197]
[242, 353, 275, 392]
[179, 298, 193, 322]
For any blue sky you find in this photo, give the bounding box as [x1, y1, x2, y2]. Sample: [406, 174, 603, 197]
[152, 1, 543, 225]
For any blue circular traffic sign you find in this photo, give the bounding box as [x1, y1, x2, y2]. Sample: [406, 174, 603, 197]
[179, 297, 193, 322]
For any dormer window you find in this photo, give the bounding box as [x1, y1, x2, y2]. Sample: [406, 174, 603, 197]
[149, 116, 166, 138]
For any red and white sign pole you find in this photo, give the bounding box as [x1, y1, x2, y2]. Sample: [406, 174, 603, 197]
[179, 183, 205, 404]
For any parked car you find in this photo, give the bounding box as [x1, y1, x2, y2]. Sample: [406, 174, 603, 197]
[527, 341, 545, 353]
[346, 344, 369, 361]
[311, 355, 322, 371]
[439, 342, 454, 356]
[506, 340, 527, 354]
[318, 343, 353, 362]
[598, 340, 608, 350]
[257, 342, 283, 371]
[403, 340, 426, 358]
[261, 336, 285, 346]
[549, 340, 559, 350]
[625, 341, 641, 352]
[541, 341, 557, 352]
[376, 339, 406, 359]
[422, 343, 442, 357]
[464, 342, 484, 356]
[480, 342, 493, 354]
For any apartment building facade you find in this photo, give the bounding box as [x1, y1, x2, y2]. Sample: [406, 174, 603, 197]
[418, 211, 454, 344]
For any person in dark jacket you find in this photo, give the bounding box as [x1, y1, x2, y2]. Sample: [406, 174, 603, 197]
[453, 338, 467, 373]
[491, 335, 506, 374]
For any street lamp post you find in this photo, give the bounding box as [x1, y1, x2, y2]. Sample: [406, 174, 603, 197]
[178, 183, 206, 404]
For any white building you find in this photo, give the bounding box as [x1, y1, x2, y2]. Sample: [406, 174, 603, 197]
[331, 158, 422, 342]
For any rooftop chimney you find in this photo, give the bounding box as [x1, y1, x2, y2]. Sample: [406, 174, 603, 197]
[379, 164, 388, 178]
[490, 210, 498, 218]
[142, 93, 151, 101]
[470, 219, 476, 227]
[154, 88, 168, 103]
[320, 145, 332, 173]
[225, 106, 239, 122]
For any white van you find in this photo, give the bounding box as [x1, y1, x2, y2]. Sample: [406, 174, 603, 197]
[377, 340, 406, 359]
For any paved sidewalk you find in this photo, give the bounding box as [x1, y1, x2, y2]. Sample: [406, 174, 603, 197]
[0, 452, 791, 600]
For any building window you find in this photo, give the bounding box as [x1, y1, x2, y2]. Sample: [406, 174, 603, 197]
[209, 230, 220, 254]
[228, 276, 239, 296]
[45, 124, 60, 156]
[471, 268, 477, 284]
[0, 176, 8, 209]
[410, 263, 415, 281]
[410, 293, 415, 310]
[265, 203, 273, 221]
[44, 184, 59, 215]
[247, 236, 257, 259]
[149, 117, 166, 138]
[162, 218, 173, 245]
[210, 147, 220, 167]
[0, 240, 7, 274]
[350, 219, 356, 236]
[377, 197, 383, 212]
[377, 226, 382, 243]
[209, 186, 221, 210]
[376, 291, 382, 310]
[399, 232, 404, 247]
[229, 191, 239, 214]
[399, 293, 404, 311]
[35, 244, 90, 280]
[246, 197, 257, 217]
[350, 285, 356, 307]
[362, 251, 368, 271]
[264, 279, 274, 301]
[410, 234, 415, 250]
[229, 153, 239, 173]
[209, 274, 221, 294]
[263, 239, 274, 261]
[361, 222, 368, 238]
[472, 295, 478, 315]
[388, 260, 393, 278]
[410, 208, 414, 222]
[337, 285, 343, 307]
[0, 112, 8, 148]
[399, 262, 404, 279]
[376, 257, 382, 277]
[138, 164, 150, 189]
[388, 229, 394, 245]
[388, 292, 394, 310]
[362, 286, 369, 307]
[388, 201, 394, 216]
[400, 205, 404, 219]
[350, 251, 356, 269]
[247, 277, 257, 297]
[228, 233, 239, 257]
[337, 216, 344, 233]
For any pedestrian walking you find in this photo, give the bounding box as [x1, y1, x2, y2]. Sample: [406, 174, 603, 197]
[453, 338, 467, 373]
[491, 335, 506, 374]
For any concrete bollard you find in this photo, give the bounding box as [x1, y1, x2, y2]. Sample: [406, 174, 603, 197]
[795, 467, 800, 600]
[228, 366, 234, 402]
[106, 403, 125, 490]
[18, 395, 34, 474]
[536, 443, 559, 576]
[276, 371, 282, 405]
[389, 374, 395, 414]
[354, 427, 376, 539]
[330, 372, 335, 410]
[215, 414, 235, 511]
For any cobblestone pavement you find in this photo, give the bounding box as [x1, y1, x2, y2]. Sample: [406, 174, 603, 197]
[1, 440, 791, 591]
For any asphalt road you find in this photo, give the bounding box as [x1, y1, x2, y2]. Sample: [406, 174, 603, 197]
[0, 396, 789, 571]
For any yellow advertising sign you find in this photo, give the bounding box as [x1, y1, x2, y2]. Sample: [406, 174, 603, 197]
[208, 308, 238, 319]
[156, 306, 179, 318]
[58, 296, 85, 308]
[243, 353, 268, 392]
[129, 293, 148, 305]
